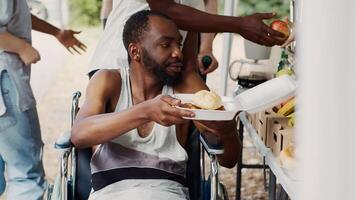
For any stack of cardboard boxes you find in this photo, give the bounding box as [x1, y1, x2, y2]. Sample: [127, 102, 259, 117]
[247, 108, 294, 157]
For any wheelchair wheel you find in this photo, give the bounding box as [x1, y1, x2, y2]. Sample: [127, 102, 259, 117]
[43, 184, 53, 200]
[43, 176, 62, 200]
[201, 179, 229, 200]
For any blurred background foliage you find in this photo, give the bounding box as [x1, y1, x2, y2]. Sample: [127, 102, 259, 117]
[237, 0, 290, 19]
[218, 0, 290, 21]
[68, 0, 290, 26]
[69, 0, 101, 26]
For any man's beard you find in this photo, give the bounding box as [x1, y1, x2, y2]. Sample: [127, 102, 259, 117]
[141, 49, 181, 86]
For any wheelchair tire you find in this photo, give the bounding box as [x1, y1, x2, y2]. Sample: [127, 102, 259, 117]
[201, 179, 211, 200]
[201, 179, 229, 200]
[43, 184, 53, 200]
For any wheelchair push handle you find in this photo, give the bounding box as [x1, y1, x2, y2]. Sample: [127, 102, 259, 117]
[71, 91, 82, 126]
[200, 133, 224, 155]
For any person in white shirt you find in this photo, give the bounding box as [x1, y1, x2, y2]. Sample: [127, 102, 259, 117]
[88, 0, 285, 78]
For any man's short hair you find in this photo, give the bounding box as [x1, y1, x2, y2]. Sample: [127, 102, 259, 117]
[122, 10, 172, 63]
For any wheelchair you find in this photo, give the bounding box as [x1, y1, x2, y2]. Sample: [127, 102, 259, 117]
[44, 91, 230, 200]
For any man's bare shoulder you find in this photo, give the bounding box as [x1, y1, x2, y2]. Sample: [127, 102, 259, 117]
[81, 69, 123, 114]
[90, 69, 121, 87]
[92, 69, 121, 81]
[87, 69, 122, 97]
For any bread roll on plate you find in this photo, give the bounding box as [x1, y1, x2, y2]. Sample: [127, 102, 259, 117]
[191, 90, 222, 110]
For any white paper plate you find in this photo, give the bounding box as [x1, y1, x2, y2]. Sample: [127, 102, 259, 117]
[174, 75, 297, 121]
[174, 94, 241, 121]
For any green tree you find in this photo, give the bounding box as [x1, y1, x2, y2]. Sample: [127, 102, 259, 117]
[69, 0, 101, 26]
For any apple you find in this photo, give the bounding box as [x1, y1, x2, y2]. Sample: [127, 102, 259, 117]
[270, 20, 290, 40]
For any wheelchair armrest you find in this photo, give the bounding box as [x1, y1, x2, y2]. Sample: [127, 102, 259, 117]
[200, 133, 224, 155]
[55, 130, 73, 150]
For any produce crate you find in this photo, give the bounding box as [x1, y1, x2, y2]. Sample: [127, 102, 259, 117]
[256, 108, 280, 144]
[267, 121, 294, 156]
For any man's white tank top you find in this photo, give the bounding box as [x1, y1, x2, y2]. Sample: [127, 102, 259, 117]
[90, 67, 188, 193]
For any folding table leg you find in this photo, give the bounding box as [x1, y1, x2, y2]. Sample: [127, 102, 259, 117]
[269, 171, 277, 200]
[278, 186, 289, 200]
[235, 120, 244, 200]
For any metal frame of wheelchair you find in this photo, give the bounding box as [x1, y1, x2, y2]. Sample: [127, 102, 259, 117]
[44, 91, 230, 200]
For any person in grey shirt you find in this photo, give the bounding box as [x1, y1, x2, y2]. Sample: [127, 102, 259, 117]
[0, 0, 86, 199]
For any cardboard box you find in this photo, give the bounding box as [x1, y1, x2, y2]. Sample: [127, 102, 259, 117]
[256, 110, 269, 143]
[280, 128, 294, 151]
[269, 126, 294, 156]
[256, 108, 281, 144]
[266, 118, 289, 148]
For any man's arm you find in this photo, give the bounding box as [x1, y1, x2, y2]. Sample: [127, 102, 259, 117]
[31, 14, 59, 36]
[176, 63, 240, 168]
[31, 14, 86, 54]
[182, 31, 199, 73]
[72, 70, 149, 148]
[198, 0, 218, 74]
[195, 120, 240, 168]
[71, 70, 194, 148]
[147, 0, 285, 46]
[0, 32, 40, 65]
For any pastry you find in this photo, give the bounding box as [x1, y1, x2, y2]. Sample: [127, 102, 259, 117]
[180, 90, 224, 110]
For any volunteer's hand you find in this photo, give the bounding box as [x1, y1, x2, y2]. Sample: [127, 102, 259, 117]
[197, 52, 218, 75]
[55, 30, 87, 54]
[146, 95, 195, 126]
[238, 13, 286, 46]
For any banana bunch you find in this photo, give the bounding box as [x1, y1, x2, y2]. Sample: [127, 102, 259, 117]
[287, 113, 295, 127]
[277, 97, 295, 116]
[279, 143, 296, 169]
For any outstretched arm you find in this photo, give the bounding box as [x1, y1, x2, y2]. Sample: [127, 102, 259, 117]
[31, 14, 87, 54]
[147, 0, 285, 46]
